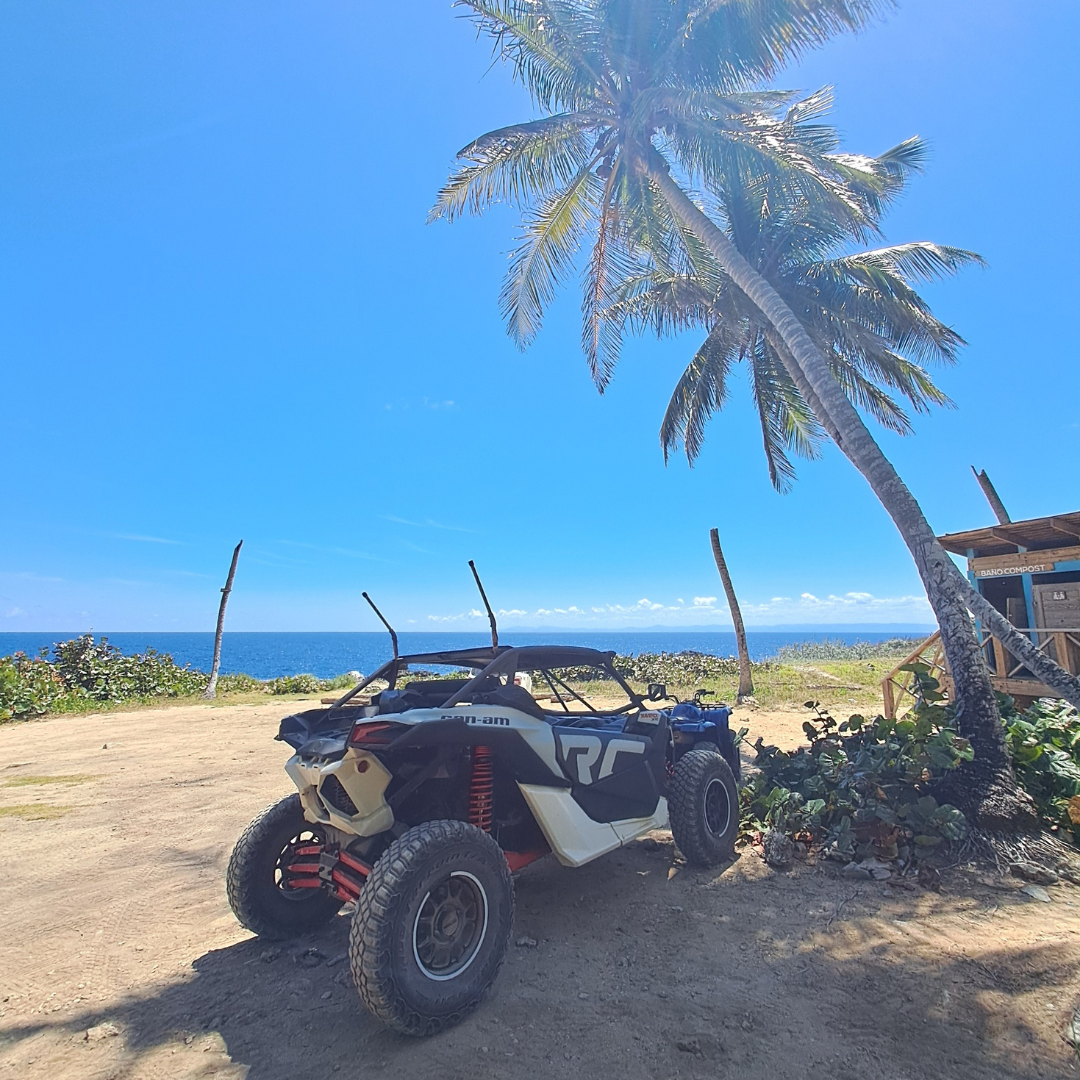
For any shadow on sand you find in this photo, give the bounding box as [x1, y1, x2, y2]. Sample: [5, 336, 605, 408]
[5, 851, 1077, 1080]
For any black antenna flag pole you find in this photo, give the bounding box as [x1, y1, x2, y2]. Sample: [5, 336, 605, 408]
[362, 591, 398, 660]
[468, 560, 499, 650]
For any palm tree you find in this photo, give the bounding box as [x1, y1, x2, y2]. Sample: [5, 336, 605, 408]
[433, 0, 1080, 827]
[606, 138, 974, 492]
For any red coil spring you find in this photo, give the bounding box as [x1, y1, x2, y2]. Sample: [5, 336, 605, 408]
[468, 745, 494, 832]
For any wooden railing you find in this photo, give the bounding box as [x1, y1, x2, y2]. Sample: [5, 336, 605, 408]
[974, 624, 1080, 699]
[881, 625, 1080, 718]
[881, 631, 947, 719]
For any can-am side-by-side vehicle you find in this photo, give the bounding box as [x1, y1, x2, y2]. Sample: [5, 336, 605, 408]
[227, 574, 741, 1035]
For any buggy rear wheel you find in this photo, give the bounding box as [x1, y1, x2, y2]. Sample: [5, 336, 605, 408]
[226, 794, 343, 939]
[349, 819, 514, 1036]
[668, 747, 738, 867]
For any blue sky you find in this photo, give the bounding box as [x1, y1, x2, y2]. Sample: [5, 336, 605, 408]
[2, 1, 1077, 633]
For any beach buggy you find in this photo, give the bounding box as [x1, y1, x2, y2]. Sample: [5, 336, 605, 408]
[227, 570, 740, 1035]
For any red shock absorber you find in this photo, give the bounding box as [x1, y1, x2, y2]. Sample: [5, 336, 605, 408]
[468, 745, 494, 832]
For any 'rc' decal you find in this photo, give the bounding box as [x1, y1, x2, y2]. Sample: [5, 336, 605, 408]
[598, 738, 646, 779]
[556, 733, 602, 784]
[555, 733, 646, 785]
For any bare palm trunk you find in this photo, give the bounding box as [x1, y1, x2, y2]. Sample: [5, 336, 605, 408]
[646, 156, 1078, 824]
[203, 540, 243, 700]
[710, 528, 754, 703]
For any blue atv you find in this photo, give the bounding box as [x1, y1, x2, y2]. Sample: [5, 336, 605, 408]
[645, 682, 744, 866]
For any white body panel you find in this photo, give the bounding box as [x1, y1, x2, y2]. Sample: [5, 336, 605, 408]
[390, 705, 564, 778]
[519, 784, 668, 868]
[287, 749, 394, 836]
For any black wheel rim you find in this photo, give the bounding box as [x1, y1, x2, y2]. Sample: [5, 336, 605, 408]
[275, 829, 325, 903]
[412, 871, 488, 982]
[703, 777, 731, 838]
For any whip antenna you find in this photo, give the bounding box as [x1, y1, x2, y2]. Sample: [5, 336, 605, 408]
[362, 591, 398, 660]
[468, 560, 499, 650]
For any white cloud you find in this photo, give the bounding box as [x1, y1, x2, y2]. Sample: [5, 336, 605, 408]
[424, 588, 933, 629]
[107, 533, 182, 545]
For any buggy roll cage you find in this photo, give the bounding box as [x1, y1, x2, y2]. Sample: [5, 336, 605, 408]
[326, 645, 646, 719]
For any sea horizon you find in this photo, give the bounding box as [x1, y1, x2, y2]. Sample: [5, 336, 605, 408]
[0, 627, 933, 681]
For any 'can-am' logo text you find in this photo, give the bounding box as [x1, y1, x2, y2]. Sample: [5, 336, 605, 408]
[441, 714, 511, 726]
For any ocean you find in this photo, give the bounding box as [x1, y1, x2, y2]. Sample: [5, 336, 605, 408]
[0, 629, 927, 680]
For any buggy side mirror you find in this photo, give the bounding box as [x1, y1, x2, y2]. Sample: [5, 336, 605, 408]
[647, 682, 668, 702]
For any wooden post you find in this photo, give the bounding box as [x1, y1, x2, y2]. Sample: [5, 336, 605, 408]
[709, 528, 754, 703]
[1054, 633, 1072, 673]
[881, 677, 896, 720]
[203, 541, 243, 700]
[991, 636, 1008, 679]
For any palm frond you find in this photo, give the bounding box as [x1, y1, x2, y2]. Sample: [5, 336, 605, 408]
[499, 163, 601, 347]
[748, 335, 800, 492]
[456, 0, 609, 112]
[581, 177, 647, 389]
[670, 0, 893, 94]
[832, 241, 986, 283]
[660, 322, 741, 463]
[430, 113, 598, 222]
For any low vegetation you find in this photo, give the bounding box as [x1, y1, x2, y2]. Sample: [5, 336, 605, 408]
[1001, 696, 1080, 844]
[739, 665, 1080, 861]
[741, 697, 971, 862]
[0, 638, 929, 722]
[0, 635, 358, 721]
[611, 641, 922, 712]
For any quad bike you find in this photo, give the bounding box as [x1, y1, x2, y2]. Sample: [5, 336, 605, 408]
[227, 593, 741, 1036]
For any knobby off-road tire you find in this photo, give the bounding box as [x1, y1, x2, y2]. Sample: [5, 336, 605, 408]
[226, 794, 342, 939]
[350, 819, 514, 1036]
[669, 747, 739, 867]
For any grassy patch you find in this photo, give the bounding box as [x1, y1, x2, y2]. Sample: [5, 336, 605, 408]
[2, 774, 99, 788]
[0, 803, 73, 820]
[564, 660, 899, 713]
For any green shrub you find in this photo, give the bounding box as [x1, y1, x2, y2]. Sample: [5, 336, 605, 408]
[1002, 696, 1080, 843]
[215, 672, 265, 694]
[267, 674, 323, 695]
[742, 668, 971, 861]
[615, 651, 745, 685]
[0, 651, 64, 721]
[52, 635, 205, 701]
[771, 637, 923, 662]
[321, 672, 360, 690]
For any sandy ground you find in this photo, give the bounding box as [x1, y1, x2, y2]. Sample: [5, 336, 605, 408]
[1, 699, 1078, 1080]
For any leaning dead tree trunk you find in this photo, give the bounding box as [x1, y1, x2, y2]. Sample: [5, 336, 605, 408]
[710, 528, 754, 704]
[972, 467, 1010, 525]
[203, 540, 243, 700]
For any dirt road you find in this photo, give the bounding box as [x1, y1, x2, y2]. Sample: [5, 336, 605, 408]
[1, 700, 1077, 1080]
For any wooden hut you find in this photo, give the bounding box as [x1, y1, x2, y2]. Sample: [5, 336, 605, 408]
[882, 510, 1080, 717]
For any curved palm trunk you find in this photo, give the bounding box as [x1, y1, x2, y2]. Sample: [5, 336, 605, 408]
[646, 158, 1077, 823]
[762, 329, 1080, 710]
[710, 527, 754, 702]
